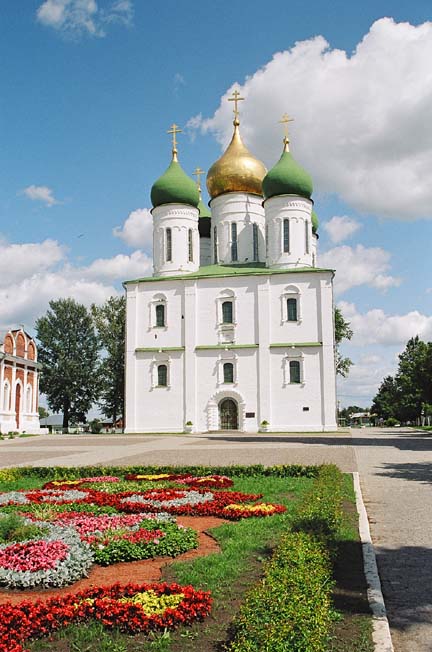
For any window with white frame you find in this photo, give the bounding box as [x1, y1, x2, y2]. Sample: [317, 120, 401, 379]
[150, 294, 168, 330]
[155, 304, 165, 327]
[283, 218, 290, 253]
[222, 300, 233, 324]
[188, 229, 193, 262]
[305, 220, 310, 254]
[166, 228, 172, 262]
[231, 222, 238, 262]
[3, 381, 10, 411]
[223, 362, 234, 383]
[26, 385, 32, 413]
[213, 226, 218, 263]
[252, 223, 259, 262]
[157, 364, 168, 387]
[151, 356, 171, 389]
[283, 351, 304, 386]
[281, 285, 301, 323]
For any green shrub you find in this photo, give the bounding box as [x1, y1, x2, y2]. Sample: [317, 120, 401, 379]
[293, 465, 344, 542]
[0, 513, 47, 543]
[89, 419, 103, 434]
[385, 417, 400, 427]
[229, 531, 334, 652]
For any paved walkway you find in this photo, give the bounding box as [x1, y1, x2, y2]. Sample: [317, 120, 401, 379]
[1, 427, 431, 652]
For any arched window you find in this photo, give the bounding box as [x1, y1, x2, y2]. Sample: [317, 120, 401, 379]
[283, 219, 290, 253]
[3, 381, 10, 412]
[265, 224, 269, 259]
[157, 365, 167, 387]
[252, 223, 259, 261]
[222, 301, 233, 324]
[231, 222, 238, 262]
[213, 226, 218, 263]
[155, 304, 165, 327]
[287, 298, 298, 322]
[289, 360, 301, 384]
[305, 221, 310, 254]
[188, 229, 193, 262]
[26, 385, 32, 413]
[223, 362, 234, 384]
[166, 228, 172, 262]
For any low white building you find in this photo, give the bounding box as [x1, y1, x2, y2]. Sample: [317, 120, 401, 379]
[124, 106, 337, 433]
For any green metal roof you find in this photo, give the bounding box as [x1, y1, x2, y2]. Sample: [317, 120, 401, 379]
[124, 262, 334, 285]
[262, 147, 313, 200]
[151, 158, 199, 209]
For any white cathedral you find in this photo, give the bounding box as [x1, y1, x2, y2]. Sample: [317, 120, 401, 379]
[124, 96, 337, 433]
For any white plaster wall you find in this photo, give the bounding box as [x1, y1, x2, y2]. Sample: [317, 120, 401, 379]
[152, 204, 199, 277]
[124, 268, 337, 433]
[195, 350, 259, 432]
[265, 195, 314, 269]
[210, 193, 265, 264]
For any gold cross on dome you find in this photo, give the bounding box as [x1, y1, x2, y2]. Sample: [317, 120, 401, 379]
[193, 167, 205, 190]
[228, 89, 245, 121]
[279, 113, 294, 140]
[167, 123, 182, 151]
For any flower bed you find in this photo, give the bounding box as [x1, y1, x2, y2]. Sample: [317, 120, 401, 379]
[0, 523, 93, 589]
[0, 581, 212, 652]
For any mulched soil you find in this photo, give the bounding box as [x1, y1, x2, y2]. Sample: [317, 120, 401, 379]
[0, 516, 228, 606]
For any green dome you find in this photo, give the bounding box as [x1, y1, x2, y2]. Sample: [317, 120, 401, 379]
[312, 209, 319, 234]
[263, 142, 313, 200]
[151, 156, 199, 209]
[198, 197, 211, 218]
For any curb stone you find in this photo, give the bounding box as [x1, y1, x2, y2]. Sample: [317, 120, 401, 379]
[353, 472, 394, 652]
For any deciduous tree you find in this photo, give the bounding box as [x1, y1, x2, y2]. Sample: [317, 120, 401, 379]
[36, 299, 100, 431]
[91, 296, 125, 428]
[334, 307, 353, 377]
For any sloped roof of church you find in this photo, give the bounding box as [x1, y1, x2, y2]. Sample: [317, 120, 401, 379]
[124, 262, 334, 285]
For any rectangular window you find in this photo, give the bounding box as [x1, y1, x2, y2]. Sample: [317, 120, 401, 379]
[289, 360, 301, 384]
[252, 223, 259, 261]
[305, 221, 309, 254]
[213, 226, 218, 264]
[287, 298, 297, 321]
[166, 228, 172, 262]
[223, 362, 234, 383]
[157, 364, 168, 387]
[283, 219, 290, 253]
[222, 300, 233, 324]
[155, 304, 165, 327]
[188, 229, 193, 262]
[265, 224, 269, 259]
[231, 222, 238, 262]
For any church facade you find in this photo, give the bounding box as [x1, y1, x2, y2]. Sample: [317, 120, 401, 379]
[0, 329, 46, 434]
[124, 100, 337, 433]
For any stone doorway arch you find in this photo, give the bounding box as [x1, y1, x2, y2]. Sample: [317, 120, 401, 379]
[206, 389, 246, 432]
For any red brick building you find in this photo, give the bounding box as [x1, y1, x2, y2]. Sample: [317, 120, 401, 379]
[0, 329, 46, 434]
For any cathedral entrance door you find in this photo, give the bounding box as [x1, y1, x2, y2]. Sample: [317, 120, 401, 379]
[15, 383, 21, 430]
[219, 398, 238, 430]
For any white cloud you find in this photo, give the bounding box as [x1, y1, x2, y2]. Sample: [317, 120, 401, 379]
[323, 216, 361, 244]
[337, 352, 396, 406]
[80, 250, 152, 281]
[0, 237, 151, 332]
[22, 185, 60, 207]
[0, 240, 65, 286]
[338, 301, 432, 346]
[113, 208, 153, 250]
[320, 244, 401, 295]
[192, 18, 432, 220]
[36, 0, 133, 38]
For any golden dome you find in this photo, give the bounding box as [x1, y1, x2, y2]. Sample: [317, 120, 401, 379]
[206, 120, 267, 200]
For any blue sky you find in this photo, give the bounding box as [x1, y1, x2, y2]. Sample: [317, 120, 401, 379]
[1, 0, 431, 408]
